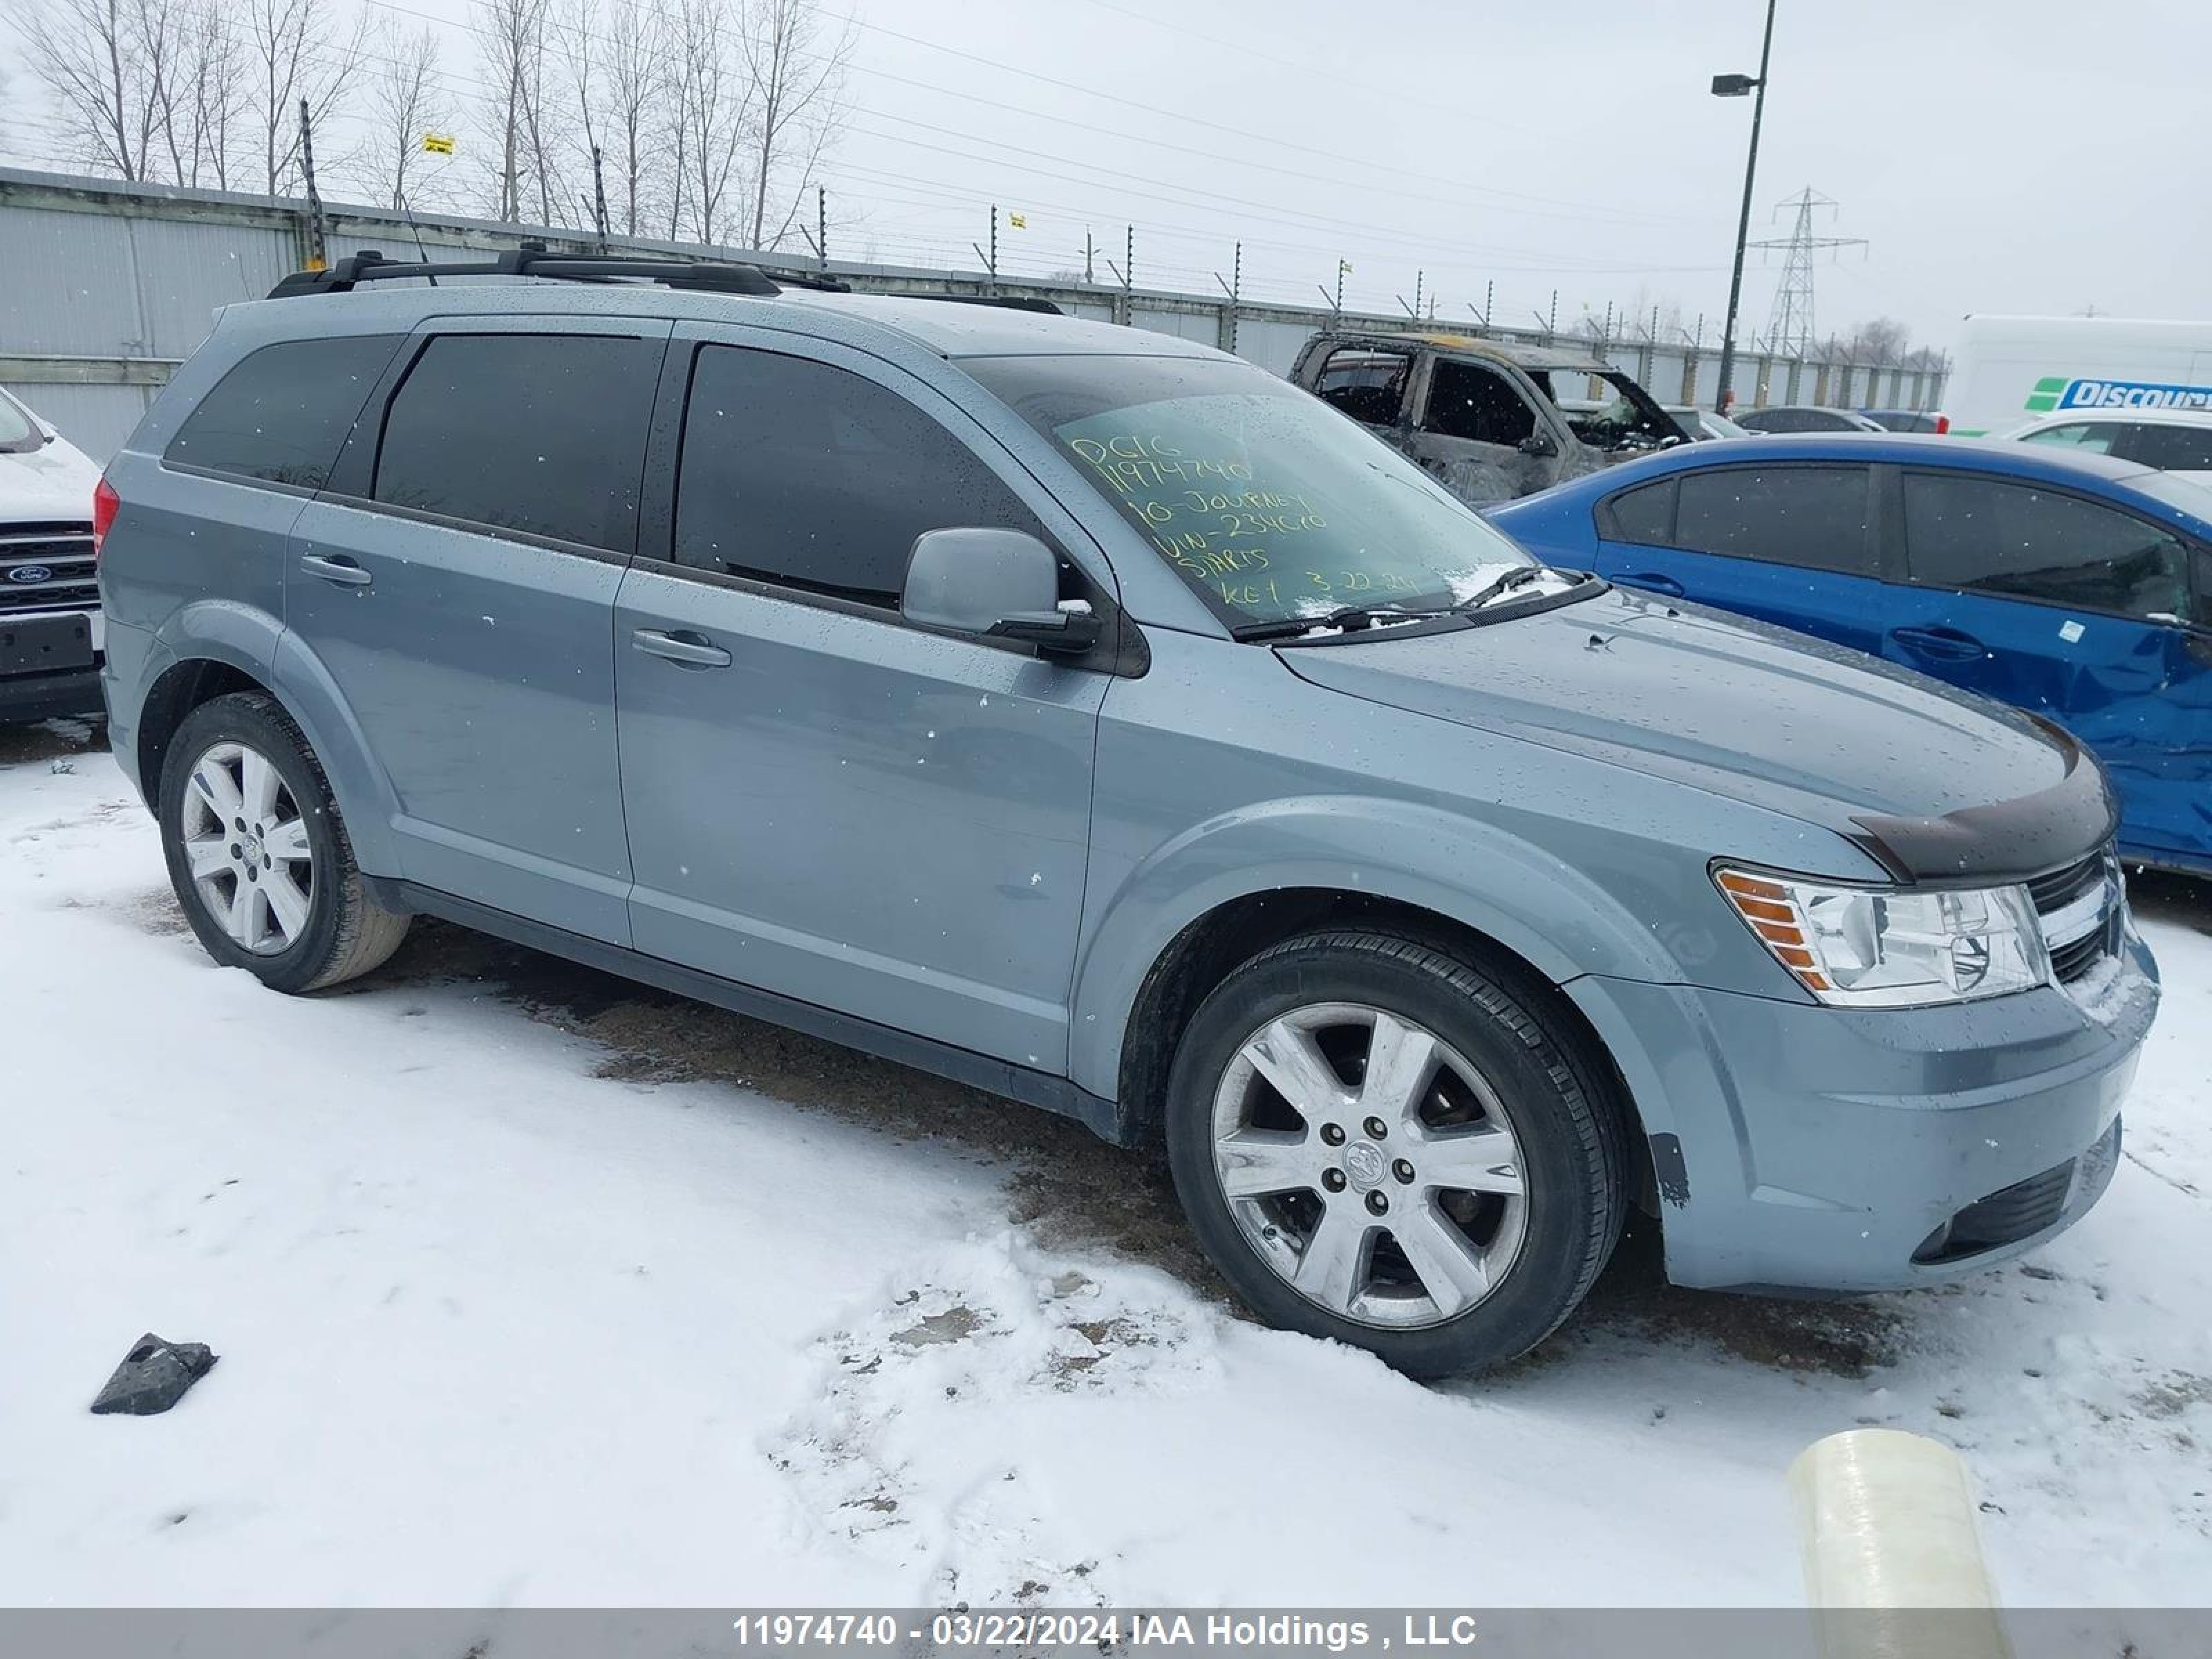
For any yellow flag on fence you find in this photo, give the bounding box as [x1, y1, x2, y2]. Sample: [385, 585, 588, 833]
[1007, 212, 1028, 229]
[422, 133, 456, 156]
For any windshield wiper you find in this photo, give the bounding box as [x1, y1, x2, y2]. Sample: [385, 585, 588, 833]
[1454, 564, 1552, 612]
[1230, 603, 1447, 642]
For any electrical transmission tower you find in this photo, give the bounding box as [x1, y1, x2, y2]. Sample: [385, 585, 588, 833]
[1749, 189, 1866, 356]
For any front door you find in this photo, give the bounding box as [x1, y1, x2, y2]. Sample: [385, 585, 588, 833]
[286, 319, 669, 941]
[614, 330, 1110, 1069]
[1401, 356, 1562, 504]
[1887, 467, 2211, 863]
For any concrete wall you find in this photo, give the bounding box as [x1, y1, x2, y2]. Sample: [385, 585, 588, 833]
[2, 166, 1946, 462]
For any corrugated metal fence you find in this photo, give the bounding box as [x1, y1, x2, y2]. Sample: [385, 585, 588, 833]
[1, 167, 1947, 462]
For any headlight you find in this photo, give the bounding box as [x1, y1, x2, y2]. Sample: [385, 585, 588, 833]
[1713, 865, 2050, 1008]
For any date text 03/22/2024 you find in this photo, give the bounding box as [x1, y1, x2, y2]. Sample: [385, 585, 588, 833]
[728, 1613, 1485, 1651]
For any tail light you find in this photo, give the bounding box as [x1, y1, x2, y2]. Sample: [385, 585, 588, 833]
[1933, 415, 1951, 435]
[92, 476, 119, 561]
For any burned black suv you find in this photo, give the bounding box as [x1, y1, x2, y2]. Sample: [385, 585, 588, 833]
[1291, 329, 1689, 505]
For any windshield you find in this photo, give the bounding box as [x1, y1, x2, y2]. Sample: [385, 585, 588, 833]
[966, 354, 1532, 628]
[1531, 369, 1682, 452]
[0, 388, 42, 453]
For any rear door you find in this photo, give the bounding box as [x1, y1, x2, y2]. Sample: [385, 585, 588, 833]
[612, 326, 1111, 1069]
[2115, 421, 2212, 482]
[1886, 467, 2209, 861]
[286, 317, 669, 941]
[1585, 462, 1887, 653]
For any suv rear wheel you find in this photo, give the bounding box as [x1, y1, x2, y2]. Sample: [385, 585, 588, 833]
[158, 691, 410, 992]
[1163, 930, 1628, 1378]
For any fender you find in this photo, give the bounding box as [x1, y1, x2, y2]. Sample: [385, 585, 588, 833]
[1065, 792, 1692, 1103]
[266, 627, 408, 878]
[139, 598, 406, 880]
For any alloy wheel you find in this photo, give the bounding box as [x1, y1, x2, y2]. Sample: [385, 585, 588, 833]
[1210, 1002, 1528, 1329]
[179, 740, 315, 956]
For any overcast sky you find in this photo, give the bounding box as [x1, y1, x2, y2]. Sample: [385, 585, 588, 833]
[4, 0, 2204, 354]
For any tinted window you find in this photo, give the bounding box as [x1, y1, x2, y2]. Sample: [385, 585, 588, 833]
[167, 335, 400, 489]
[1313, 348, 1412, 427]
[675, 346, 1040, 606]
[1736, 408, 1801, 433]
[1423, 359, 1537, 446]
[373, 333, 659, 551]
[1902, 473, 2194, 622]
[1606, 479, 1674, 544]
[1671, 465, 1873, 574]
[2125, 422, 2212, 473]
[2021, 421, 2121, 454]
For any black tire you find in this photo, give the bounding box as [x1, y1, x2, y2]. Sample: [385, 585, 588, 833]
[1163, 929, 1628, 1378]
[158, 691, 410, 993]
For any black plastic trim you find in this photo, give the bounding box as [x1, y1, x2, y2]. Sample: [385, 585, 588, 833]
[361, 876, 1133, 1145]
[1845, 717, 2119, 885]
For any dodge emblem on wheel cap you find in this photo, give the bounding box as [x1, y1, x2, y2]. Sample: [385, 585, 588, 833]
[1342, 1141, 1388, 1190]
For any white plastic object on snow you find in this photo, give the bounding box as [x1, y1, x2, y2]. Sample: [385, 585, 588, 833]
[1788, 1429, 2010, 1659]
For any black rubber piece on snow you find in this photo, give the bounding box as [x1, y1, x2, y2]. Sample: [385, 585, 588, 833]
[89, 1333, 218, 1416]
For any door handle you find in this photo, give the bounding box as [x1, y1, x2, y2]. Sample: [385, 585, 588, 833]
[630, 628, 731, 668]
[1889, 624, 1987, 662]
[299, 552, 372, 588]
[1614, 571, 1686, 597]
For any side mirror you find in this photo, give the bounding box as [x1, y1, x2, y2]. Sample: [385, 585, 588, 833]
[1517, 431, 1559, 458]
[902, 527, 1100, 655]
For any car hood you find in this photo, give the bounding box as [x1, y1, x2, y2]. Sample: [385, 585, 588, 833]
[1279, 587, 2103, 878]
[0, 432, 101, 522]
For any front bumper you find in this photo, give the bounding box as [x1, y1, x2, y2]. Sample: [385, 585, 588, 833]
[1, 662, 104, 722]
[1568, 929, 2159, 1294]
[2, 607, 104, 723]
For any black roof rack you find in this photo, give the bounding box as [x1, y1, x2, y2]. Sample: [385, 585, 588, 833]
[903, 293, 1064, 316]
[266, 245, 850, 299]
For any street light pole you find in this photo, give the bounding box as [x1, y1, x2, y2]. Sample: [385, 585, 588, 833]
[1714, 0, 1778, 414]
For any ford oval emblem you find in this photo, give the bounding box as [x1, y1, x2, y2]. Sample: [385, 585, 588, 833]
[7, 564, 52, 584]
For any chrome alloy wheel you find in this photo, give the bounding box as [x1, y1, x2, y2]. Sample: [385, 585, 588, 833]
[179, 740, 315, 956]
[1210, 1002, 1528, 1329]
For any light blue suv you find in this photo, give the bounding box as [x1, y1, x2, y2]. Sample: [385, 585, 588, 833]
[95, 250, 2159, 1376]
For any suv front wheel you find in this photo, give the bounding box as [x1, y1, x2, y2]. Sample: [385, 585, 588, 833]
[1164, 930, 1628, 1378]
[158, 691, 411, 993]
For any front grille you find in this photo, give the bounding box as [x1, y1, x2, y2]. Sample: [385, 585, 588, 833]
[2028, 845, 2119, 987]
[0, 523, 99, 617]
[2028, 850, 2106, 914]
[1914, 1156, 2077, 1264]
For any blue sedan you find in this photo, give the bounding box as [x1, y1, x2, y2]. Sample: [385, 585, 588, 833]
[1490, 434, 2212, 876]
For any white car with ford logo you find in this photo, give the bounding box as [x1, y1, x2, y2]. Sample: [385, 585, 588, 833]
[1, 385, 104, 724]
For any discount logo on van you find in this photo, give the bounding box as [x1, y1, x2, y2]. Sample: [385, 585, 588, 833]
[2024, 375, 2212, 413]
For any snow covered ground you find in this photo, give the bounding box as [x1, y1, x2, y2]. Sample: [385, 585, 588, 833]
[3, 718, 2207, 1609]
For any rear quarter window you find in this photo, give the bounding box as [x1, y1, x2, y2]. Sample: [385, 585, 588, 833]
[1602, 478, 1675, 544]
[165, 335, 403, 489]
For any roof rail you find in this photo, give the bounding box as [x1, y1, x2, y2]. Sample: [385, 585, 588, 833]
[903, 293, 1065, 316]
[265, 245, 844, 299]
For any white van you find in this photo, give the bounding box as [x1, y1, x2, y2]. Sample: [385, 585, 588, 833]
[1947, 315, 2212, 436]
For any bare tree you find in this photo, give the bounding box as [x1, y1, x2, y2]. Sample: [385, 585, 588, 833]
[476, 0, 567, 223]
[559, 0, 666, 236]
[1842, 317, 1912, 364]
[242, 0, 366, 194]
[10, 0, 171, 180]
[357, 21, 447, 209]
[178, 1, 250, 187]
[662, 0, 753, 245]
[736, 0, 851, 251]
